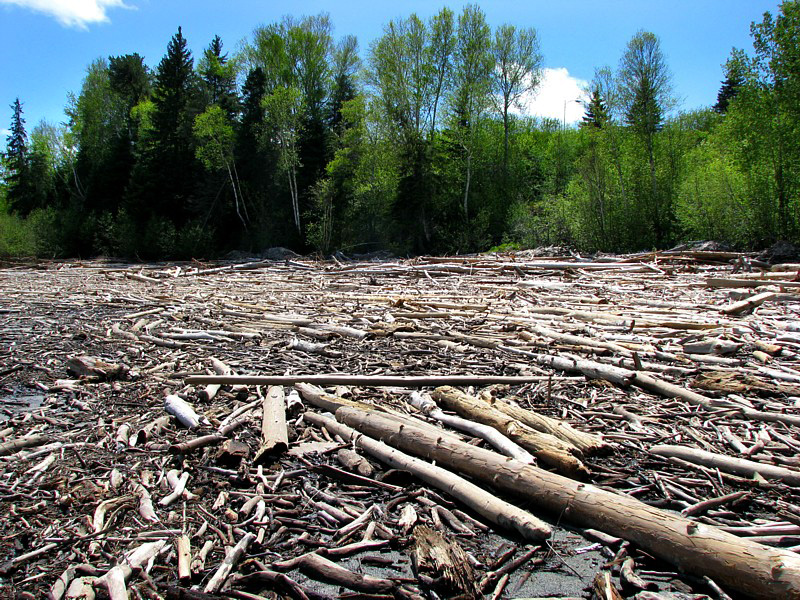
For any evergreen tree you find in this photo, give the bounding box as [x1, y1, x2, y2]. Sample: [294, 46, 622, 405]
[198, 35, 239, 118]
[5, 98, 32, 214]
[581, 88, 610, 128]
[134, 26, 203, 226]
[713, 64, 745, 114]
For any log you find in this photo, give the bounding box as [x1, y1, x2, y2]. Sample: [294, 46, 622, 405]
[408, 391, 536, 464]
[164, 395, 205, 429]
[431, 386, 588, 478]
[204, 531, 255, 593]
[303, 411, 551, 541]
[410, 525, 480, 599]
[501, 347, 800, 427]
[720, 291, 777, 315]
[332, 407, 800, 599]
[478, 390, 608, 455]
[253, 386, 288, 465]
[186, 373, 560, 387]
[650, 445, 800, 486]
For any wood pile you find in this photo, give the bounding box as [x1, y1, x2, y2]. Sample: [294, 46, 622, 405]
[1, 249, 800, 599]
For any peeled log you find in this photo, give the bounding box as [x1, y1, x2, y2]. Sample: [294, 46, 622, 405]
[304, 411, 551, 541]
[431, 386, 588, 478]
[650, 445, 800, 486]
[333, 407, 800, 599]
[253, 386, 289, 464]
[477, 390, 608, 455]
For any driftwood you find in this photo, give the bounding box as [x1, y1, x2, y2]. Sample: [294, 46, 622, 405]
[411, 525, 480, 598]
[431, 386, 589, 477]
[332, 406, 800, 599]
[5, 251, 800, 598]
[253, 386, 288, 464]
[304, 411, 551, 540]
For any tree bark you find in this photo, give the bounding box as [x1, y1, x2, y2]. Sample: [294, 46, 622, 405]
[332, 406, 800, 600]
[304, 411, 551, 541]
[431, 386, 588, 478]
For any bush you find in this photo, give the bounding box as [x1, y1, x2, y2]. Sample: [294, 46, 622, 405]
[0, 210, 36, 257]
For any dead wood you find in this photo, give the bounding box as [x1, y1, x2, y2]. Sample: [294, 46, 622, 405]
[333, 407, 800, 599]
[431, 386, 589, 477]
[411, 525, 480, 599]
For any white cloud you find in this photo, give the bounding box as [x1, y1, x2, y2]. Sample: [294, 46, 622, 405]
[0, 128, 10, 139]
[514, 67, 589, 125]
[0, 0, 131, 29]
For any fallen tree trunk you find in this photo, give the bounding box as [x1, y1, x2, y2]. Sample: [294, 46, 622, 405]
[303, 411, 551, 541]
[476, 389, 609, 455]
[650, 445, 800, 486]
[332, 406, 800, 599]
[500, 347, 800, 427]
[186, 373, 556, 387]
[431, 386, 588, 478]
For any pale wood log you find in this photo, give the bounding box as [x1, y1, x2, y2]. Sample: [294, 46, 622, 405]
[332, 407, 800, 599]
[273, 551, 396, 594]
[204, 531, 255, 593]
[408, 391, 535, 464]
[304, 411, 551, 541]
[477, 390, 608, 455]
[431, 386, 588, 478]
[164, 395, 205, 429]
[650, 445, 800, 486]
[186, 373, 560, 387]
[721, 291, 777, 315]
[0, 434, 49, 457]
[176, 534, 191, 582]
[502, 347, 800, 427]
[253, 386, 288, 465]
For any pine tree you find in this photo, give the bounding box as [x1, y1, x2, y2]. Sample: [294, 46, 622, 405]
[137, 26, 203, 225]
[581, 88, 609, 128]
[713, 70, 744, 114]
[199, 35, 239, 118]
[5, 98, 32, 214]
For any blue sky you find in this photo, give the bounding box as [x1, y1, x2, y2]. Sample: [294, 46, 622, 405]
[0, 0, 785, 136]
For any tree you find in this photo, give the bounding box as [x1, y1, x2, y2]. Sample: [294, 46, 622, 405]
[134, 26, 203, 225]
[713, 52, 746, 114]
[618, 31, 675, 245]
[198, 35, 239, 118]
[5, 98, 31, 214]
[428, 8, 456, 136]
[492, 23, 542, 167]
[450, 4, 493, 218]
[194, 105, 247, 229]
[581, 87, 610, 128]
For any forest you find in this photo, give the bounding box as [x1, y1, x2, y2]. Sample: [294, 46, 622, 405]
[1, 1, 799, 259]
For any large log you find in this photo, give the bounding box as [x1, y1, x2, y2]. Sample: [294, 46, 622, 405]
[253, 386, 289, 464]
[476, 389, 608, 455]
[332, 406, 800, 599]
[500, 347, 800, 427]
[186, 373, 557, 387]
[650, 445, 800, 486]
[304, 411, 551, 541]
[431, 386, 588, 478]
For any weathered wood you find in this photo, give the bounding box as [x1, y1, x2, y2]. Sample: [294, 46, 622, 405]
[253, 386, 288, 465]
[333, 407, 800, 600]
[478, 390, 608, 455]
[304, 411, 551, 541]
[186, 373, 561, 386]
[650, 445, 800, 486]
[720, 291, 777, 315]
[411, 525, 480, 599]
[431, 386, 589, 477]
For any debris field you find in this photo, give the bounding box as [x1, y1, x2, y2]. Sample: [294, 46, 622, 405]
[2, 250, 800, 600]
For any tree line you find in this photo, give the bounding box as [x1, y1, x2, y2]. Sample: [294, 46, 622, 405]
[1, 2, 799, 259]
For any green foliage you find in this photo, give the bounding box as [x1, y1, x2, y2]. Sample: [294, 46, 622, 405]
[3, 4, 800, 260]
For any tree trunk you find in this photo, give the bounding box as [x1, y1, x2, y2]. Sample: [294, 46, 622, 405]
[332, 406, 800, 600]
